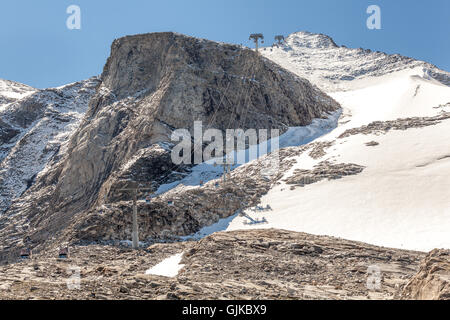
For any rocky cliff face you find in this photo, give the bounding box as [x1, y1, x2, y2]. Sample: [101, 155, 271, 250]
[0, 32, 339, 262]
[53, 32, 337, 210]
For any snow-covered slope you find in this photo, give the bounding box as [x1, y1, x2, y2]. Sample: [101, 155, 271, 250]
[135, 32, 449, 252]
[262, 31, 450, 92]
[227, 118, 450, 252]
[0, 78, 100, 214]
[219, 32, 450, 252]
[0, 79, 36, 106]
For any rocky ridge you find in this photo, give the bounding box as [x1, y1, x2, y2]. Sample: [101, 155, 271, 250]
[0, 79, 36, 106]
[337, 112, 450, 138]
[262, 31, 450, 91]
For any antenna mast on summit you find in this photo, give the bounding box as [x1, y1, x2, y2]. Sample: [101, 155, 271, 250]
[249, 33, 264, 52]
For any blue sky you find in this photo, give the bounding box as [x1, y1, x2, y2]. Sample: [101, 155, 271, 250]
[1, 0, 449, 88]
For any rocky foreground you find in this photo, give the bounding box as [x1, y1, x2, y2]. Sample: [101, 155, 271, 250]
[0, 229, 447, 300]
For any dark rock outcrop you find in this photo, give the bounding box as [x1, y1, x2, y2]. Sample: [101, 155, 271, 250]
[284, 161, 365, 188]
[338, 112, 450, 139]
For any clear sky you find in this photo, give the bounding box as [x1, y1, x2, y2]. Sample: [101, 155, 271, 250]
[1, 0, 449, 88]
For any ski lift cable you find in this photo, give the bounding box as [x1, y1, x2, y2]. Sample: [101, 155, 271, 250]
[220, 49, 261, 169]
[154, 49, 249, 189]
[222, 44, 266, 171]
[187, 47, 250, 175]
[236, 51, 265, 132]
[224, 49, 256, 131]
[155, 46, 256, 190]
[206, 42, 257, 132]
[193, 47, 255, 174]
[201, 45, 246, 130]
[203, 46, 247, 131]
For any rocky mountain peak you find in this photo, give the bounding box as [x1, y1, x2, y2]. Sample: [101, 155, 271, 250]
[286, 31, 338, 49]
[0, 79, 36, 106]
[94, 31, 340, 133]
[262, 31, 450, 91]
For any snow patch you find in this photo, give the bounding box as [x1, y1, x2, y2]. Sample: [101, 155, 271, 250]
[145, 253, 185, 277]
[180, 212, 239, 240]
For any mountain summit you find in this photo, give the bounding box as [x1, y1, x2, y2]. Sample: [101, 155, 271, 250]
[263, 31, 450, 92]
[286, 31, 338, 49]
